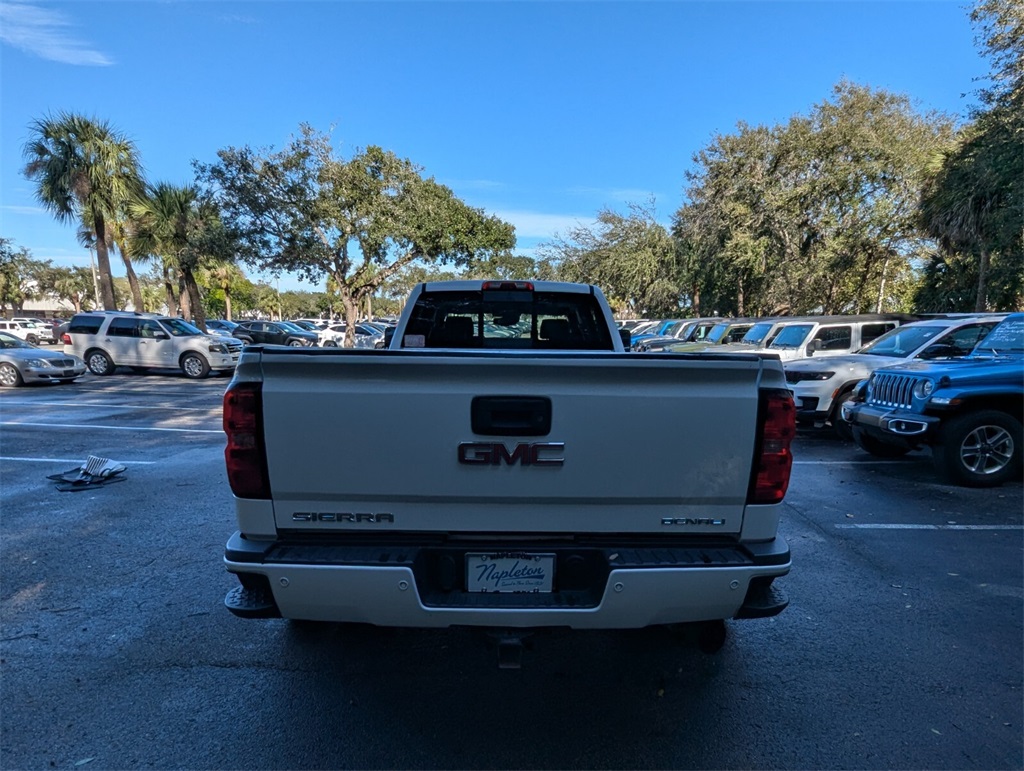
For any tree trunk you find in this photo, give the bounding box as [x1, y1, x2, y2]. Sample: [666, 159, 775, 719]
[975, 248, 989, 313]
[163, 264, 179, 317]
[121, 252, 144, 311]
[224, 289, 232, 321]
[184, 268, 206, 331]
[93, 214, 117, 310]
[340, 290, 360, 348]
[178, 270, 192, 321]
[875, 254, 890, 313]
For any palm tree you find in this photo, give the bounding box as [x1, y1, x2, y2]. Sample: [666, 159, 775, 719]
[130, 183, 226, 332]
[23, 113, 143, 310]
[204, 262, 242, 321]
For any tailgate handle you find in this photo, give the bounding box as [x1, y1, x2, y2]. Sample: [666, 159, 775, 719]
[472, 396, 551, 436]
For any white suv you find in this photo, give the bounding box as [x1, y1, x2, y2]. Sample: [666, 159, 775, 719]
[785, 315, 1006, 438]
[63, 312, 243, 379]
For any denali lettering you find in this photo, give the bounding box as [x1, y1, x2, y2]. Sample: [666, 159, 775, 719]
[292, 512, 395, 523]
[458, 442, 565, 466]
[662, 517, 727, 527]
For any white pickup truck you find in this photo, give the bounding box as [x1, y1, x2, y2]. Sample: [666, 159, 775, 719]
[222, 280, 795, 663]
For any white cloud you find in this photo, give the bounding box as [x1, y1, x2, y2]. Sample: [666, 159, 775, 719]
[0, 205, 46, 215]
[494, 209, 596, 241]
[0, 2, 113, 66]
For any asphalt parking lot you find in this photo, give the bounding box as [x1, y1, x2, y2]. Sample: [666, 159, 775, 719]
[1, 371, 1022, 770]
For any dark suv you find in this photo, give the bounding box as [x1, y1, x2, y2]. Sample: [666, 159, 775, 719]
[232, 321, 319, 347]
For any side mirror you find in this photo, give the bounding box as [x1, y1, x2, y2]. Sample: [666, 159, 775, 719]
[154, 332, 170, 340]
[619, 328, 632, 350]
[384, 326, 395, 349]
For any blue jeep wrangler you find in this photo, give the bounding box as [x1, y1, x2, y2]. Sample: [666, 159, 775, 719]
[842, 313, 1024, 487]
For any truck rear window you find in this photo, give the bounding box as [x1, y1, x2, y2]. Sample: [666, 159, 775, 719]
[402, 290, 614, 350]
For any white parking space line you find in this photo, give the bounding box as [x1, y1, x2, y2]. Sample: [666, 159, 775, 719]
[0, 400, 217, 412]
[1, 456, 157, 465]
[835, 524, 1023, 531]
[794, 461, 912, 465]
[0, 421, 222, 434]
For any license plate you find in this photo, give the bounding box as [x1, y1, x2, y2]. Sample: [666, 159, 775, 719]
[466, 552, 555, 593]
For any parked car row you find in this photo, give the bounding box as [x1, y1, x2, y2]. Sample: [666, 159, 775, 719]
[840, 313, 1023, 488]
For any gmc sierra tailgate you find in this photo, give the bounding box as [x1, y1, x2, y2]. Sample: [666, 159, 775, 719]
[255, 350, 770, 536]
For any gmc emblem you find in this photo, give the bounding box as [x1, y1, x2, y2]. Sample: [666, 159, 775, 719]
[458, 442, 565, 467]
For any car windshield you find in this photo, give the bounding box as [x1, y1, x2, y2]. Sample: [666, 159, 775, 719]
[278, 322, 307, 333]
[708, 319, 733, 341]
[740, 322, 775, 345]
[161, 318, 204, 336]
[975, 317, 1024, 355]
[0, 333, 32, 349]
[769, 325, 813, 348]
[858, 325, 944, 357]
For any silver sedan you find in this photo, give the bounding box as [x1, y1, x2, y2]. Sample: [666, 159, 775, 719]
[0, 331, 87, 387]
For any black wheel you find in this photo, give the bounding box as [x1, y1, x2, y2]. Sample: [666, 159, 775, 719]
[26, 334, 39, 345]
[933, 410, 1022, 487]
[322, 339, 338, 347]
[830, 389, 856, 441]
[0, 362, 23, 387]
[288, 338, 304, 347]
[181, 352, 211, 379]
[86, 350, 115, 376]
[236, 336, 253, 344]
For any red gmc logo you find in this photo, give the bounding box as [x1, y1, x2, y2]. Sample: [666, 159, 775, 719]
[458, 442, 565, 467]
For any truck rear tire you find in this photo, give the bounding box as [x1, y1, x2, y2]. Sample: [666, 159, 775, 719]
[932, 410, 1022, 487]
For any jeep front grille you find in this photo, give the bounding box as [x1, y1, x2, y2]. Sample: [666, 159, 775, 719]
[868, 373, 920, 409]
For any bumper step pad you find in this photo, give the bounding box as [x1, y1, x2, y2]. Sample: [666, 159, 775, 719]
[735, 580, 789, 619]
[224, 584, 280, 619]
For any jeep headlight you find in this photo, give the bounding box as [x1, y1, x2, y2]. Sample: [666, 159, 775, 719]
[913, 379, 935, 399]
[208, 343, 229, 354]
[804, 371, 835, 381]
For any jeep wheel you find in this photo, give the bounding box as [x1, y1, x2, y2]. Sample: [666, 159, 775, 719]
[933, 410, 1022, 487]
[86, 350, 115, 376]
[851, 426, 911, 457]
[181, 352, 211, 379]
[26, 334, 39, 345]
[0, 362, 23, 387]
[322, 339, 338, 347]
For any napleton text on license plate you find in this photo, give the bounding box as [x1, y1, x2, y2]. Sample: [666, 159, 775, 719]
[465, 552, 555, 593]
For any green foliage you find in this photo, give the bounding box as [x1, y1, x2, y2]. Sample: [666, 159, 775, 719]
[918, 0, 1024, 311]
[22, 113, 142, 310]
[674, 82, 957, 316]
[538, 200, 681, 317]
[195, 125, 515, 345]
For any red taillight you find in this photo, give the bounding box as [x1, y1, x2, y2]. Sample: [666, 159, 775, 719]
[61, 333, 71, 345]
[223, 381, 270, 499]
[482, 281, 534, 291]
[748, 389, 795, 504]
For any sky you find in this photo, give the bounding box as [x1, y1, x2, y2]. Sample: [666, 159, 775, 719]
[0, 0, 989, 293]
